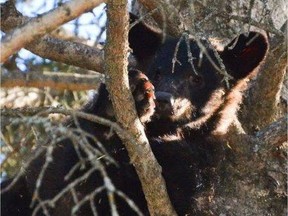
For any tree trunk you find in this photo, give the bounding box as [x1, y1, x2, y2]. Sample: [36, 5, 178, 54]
[105, 1, 176, 215]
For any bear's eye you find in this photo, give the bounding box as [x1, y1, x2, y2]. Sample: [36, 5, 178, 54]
[189, 75, 202, 85]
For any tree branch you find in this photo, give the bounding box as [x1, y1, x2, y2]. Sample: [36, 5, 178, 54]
[223, 117, 287, 161]
[136, 0, 184, 37]
[210, 116, 287, 215]
[0, 1, 137, 73]
[256, 117, 287, 149]
[1, 0, 104, 63]
[1, 107, 130, 138]
[241, 34, 287, 131]
[218, 13, 284, 36]
[1, 71, 104, 90]
[105, 1, 176, 215]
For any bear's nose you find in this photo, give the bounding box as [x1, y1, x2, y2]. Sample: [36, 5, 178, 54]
[155, 91, 174, 109]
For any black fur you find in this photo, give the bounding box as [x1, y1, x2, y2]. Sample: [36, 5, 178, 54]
[1, 15, 268, 216]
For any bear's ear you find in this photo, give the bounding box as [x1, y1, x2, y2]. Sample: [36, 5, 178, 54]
[128, 13, 162, 65]
[220, 32, 268, 80]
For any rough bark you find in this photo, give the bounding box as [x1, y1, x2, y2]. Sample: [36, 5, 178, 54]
[206, 117, 287, 216]
[105, 1, 176, 215]
[241, 34, 287, 131]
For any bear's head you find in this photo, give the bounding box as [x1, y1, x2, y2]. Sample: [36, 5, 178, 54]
[129, 14, 268, 136]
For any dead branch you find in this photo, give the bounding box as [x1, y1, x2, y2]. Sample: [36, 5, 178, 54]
[1, 107, 130, 139]
[105, 1, 176, 215]
[1, 71, 104, 90]
[1, 112, 123, 215]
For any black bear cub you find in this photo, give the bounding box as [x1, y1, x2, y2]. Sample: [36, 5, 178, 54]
[1, 14, 268, 215]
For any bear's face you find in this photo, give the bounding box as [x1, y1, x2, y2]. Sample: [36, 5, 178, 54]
[146, 38, 224, 125]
